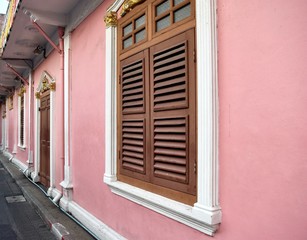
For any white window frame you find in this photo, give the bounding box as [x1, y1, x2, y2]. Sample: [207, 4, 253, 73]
[18, 90, 26, 149]
[104, 0, 221, 236]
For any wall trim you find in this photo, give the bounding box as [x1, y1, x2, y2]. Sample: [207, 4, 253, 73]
[104, 0, 221, 236]
[65, 201, 126, 240]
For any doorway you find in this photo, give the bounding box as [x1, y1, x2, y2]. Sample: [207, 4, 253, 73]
[39, 90, 50, 187]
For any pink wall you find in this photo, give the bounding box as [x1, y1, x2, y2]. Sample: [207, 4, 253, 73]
[33, 50, 64, 189]
[217, 0, 307, 239]
[70, 0, 307, 239]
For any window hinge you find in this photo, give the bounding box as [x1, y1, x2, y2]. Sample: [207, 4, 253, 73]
[194, 162, 197, 173]
[118, 150, 121, 160]
[193, 50, 196, 63]
[119, 75, 121, 85]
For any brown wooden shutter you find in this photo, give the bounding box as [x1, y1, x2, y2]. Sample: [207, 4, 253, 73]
[150, 29, 196, 195]
[119, 50, 150, 181]
[20, 95, 24, 146]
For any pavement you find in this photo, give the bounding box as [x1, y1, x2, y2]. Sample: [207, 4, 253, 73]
[0, 153, 95, 240]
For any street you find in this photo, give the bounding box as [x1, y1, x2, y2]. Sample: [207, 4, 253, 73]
[0, 161, 56, 240]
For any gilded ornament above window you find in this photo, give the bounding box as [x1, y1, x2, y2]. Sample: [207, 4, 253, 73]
[120, 0, 146, 16]
[18, 86, 26, 97]
[104, 11, 117, 28]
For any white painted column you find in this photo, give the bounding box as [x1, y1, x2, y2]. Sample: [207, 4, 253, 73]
[27, 72, 33, 165]
[194, 0, 221, 220]
[104, 23, 118, 184]
[60, 33, 73, 210]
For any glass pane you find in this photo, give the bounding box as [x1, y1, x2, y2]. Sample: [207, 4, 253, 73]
[156, 0, 170, 16]
[123, 23, 133, 36]
[135, 29, 146, 43]
[135, 14, 145, 29]
[123, 37, 133, 49]
[174, 4, 191, 22]
[156, 15, 170, 31]
[174, 0, 185, 6]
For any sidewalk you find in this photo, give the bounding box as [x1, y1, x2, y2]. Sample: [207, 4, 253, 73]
[0, 153, 95, 240]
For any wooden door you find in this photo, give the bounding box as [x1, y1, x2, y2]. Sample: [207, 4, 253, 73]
[39, 91, 50, 188]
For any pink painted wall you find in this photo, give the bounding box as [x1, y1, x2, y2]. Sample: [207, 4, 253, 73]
[69, 0, 307, 239]
[217, 0, 307, 240]
[33, 50, 64, 189]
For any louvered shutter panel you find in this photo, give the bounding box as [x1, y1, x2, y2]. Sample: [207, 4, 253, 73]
[119, 50, 150, 181]
[20, 95, 24, 146]
[150, 29, 196, 195]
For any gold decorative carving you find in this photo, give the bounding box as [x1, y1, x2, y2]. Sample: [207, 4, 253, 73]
[35, 92, 41, 99]
[49, 82, 56, 91]
[8, 96, 13, 110]
[104, 11, 117, 28]
[120, 0, 145, 17]
[18, 86, 26, 97]
[39, 77, 56, 94]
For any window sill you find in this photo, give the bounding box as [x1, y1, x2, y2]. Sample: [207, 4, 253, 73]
[104, 178, 221, 236]
[18, 145, 26, 151]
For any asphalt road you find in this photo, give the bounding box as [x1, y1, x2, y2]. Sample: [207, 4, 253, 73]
[0, 162, 56, 240]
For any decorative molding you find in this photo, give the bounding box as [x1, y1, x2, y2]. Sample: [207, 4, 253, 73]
[104, 0, 221, 235]
[104, 11, 118, 28]
[120, 0, 145, 17]
[35, 92, 41, 99]
[18, 86, 26, 97]
[8, 96, 13, 110]
[64, 201, 125, 240]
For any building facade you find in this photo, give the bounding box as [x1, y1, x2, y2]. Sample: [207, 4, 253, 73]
[0, 0, 306, 239]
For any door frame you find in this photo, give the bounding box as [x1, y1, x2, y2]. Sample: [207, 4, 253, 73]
[32, 71, 56, 196]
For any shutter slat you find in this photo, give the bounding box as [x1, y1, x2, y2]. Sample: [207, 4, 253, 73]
[154, 140, 186, 149]
[123, 133, 144, 139]
[123, 150, 143, 159]
[123, 163, 144, 172]
[153, 44, 186, 61]
[123, 144, 144, 153]
[122, 68, 143, 78]
[122, 80, 143, 90]
[122, 100, 144, 108]
[154, 170, 186, 182]
[154, 163, 186, 174]
[123, 139, 143, 146]
[154, 126, 185, 133]
[154, 69, 186, 83]
[122, 60, 143, 72]
[153, 52, 185, 68]
[154, 133, 185, 141]
[153, 61, 185, 75]
[122, 156, 144, 166]
[154, 147, 186, 157]
[154, 92, 186, 104]
[154, 83, 186, 96]
[155, 155, 186, 165]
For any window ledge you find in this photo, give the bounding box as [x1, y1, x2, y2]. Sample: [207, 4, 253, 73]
[18, 145, 26, 151]
[104, 178, 221, 236]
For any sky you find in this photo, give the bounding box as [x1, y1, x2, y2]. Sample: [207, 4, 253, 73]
[0, 0, 8, 14]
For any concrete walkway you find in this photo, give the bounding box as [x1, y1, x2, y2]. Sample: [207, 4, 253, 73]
[0, 153, 95, 240]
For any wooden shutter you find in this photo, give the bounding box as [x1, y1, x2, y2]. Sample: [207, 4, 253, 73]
[119, 50, 150, 181]
[150, 29, 196, 195]
[20, 95, 24, 146]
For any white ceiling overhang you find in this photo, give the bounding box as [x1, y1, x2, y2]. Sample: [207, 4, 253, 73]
[0, 0, 104, 100]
